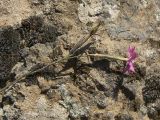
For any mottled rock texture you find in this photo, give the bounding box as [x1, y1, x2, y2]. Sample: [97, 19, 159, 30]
[0, 0, 160, 119]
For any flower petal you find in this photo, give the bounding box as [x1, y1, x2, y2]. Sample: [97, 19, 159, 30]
[124, 46, 137, 74]
[128, 62, 135, 72]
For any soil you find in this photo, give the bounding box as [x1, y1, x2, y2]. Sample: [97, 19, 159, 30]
[0, 0, 160, 120]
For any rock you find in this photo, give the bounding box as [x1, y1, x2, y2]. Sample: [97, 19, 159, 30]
[3, 105, 21, 120]
[78, 0, 103, 24]
[114, 113, 134, 120]
[0, 27, 20, 82]
[147, 100, 160, 120]
[142, 63, 160, 104]
[0, 108, 4, 118]
[11, 43, 54, 80]
[147, 106, 158, 119]
[21, 96, 68, 120]
[30, 0, 43, 5]
[37, 76, 52, 93]
[2, 95, 15, 106]
[95, 93, 107, 109]
[140, 105, 148, 115]
[15, 92, 25, 102]
[92, 112, 114, 120]
[69, 102, 89, 119]
[19, 16, 59, 47]
[0, 0, 160, 120]
[46, 88, 61, 100]
[122, 82, 136, 100]
[89, 69, 110, 92]
[58, 84, 89, 119]
[78, 0, 119, 24]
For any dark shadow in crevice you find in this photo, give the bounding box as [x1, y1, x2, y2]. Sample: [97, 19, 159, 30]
[91, 59, 110, 72]
[18, 16, 61, 47]
[121, 86, 135, 100]
[0, 15, 61, 89]
[112, 76, 123, 99]
[0, 26, 21, 88]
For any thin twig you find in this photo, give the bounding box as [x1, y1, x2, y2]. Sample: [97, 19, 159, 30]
[0, 21, 129, 94]
[70, 21, 102, 55]
[0, 22, 102, 94]
[0, 55, 79, 94]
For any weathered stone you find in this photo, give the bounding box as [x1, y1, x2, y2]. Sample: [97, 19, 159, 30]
[0, 27, 20, 82]
[58, 84, 89, 119]
[11, 43, 54, 80]
[143, 63, 160, 104]
[114, 113, 134, 120]
[3, 105, 22, 120]
[0, 0, 160, 120]
[147, 100, 160, 120]
[0, 108, 4, 118]
[95, 93, 107, 109]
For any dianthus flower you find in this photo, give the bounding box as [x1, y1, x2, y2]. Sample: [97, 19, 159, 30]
[123, 46, 137, 73]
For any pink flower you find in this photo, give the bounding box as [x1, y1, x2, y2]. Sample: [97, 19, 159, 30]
[123, 46, 137, 74]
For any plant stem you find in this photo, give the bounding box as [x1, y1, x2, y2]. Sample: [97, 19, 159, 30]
[87, 54, 128, 61]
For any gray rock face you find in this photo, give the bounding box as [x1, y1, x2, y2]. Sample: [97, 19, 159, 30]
[3, 105, 22, 120]
[0, 27, 20, 81]
[142, 63, 160, 119]
[0, 0, 160, 120]
[19, 96, 68, 120]
[115, 113, 134, 120]
[143, 63, 160, 104]
[11, 43, 53, 80]
[58, 84, 89, 119]
[78, 0, 160, 42]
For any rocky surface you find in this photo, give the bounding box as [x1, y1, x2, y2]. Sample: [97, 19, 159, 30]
[0, 0, 160, 119]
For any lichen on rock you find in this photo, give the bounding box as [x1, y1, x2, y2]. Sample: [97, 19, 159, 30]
[0, 0, 160, 120]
